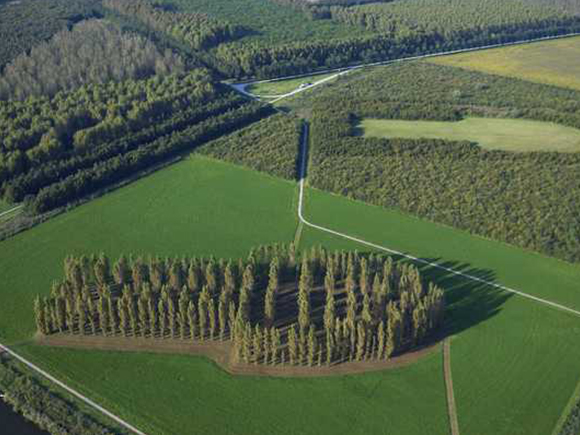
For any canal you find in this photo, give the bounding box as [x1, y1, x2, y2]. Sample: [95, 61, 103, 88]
[0, 396, 49, 435]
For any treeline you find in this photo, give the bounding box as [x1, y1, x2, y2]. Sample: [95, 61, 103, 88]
[34, 247, 445, 367]
[0, 19, 185, 101]
[0, 357, 118, 435]
[27, 99, 271, 213]
[306, 63, 580, 263]
[0, 70, 265, 211]
[103, 0, 246, 50]
[198, 113, 302, 180]
[0, 0, 100, 68]
[558, 394, 580, 435]
[214, 0, 580, 78]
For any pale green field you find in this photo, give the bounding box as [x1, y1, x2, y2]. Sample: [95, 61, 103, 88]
[360, 117, 580, 152]
[247, 72, 338, 97]
[430, 36, 580, 91]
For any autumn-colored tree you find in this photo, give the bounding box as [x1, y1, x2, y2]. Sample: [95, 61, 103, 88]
[323, 269, 335, 333]
[288, 324, 298, 365]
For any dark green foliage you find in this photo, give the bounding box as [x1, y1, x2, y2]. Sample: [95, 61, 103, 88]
[198, 114, 301, 180]
[308, 62, 580, 262]
[0, 19, 185, 100]
[558, 394, 580, 435]
[0, 0, 100, 69]
[103, 0, 246, 50]
[34, 246, 445, 367]
[0, 356, 116, 435]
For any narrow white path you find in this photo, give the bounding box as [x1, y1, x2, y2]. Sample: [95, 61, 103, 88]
[0, 205, 23, 218]
[0, 344, 147, 435]
[297, 124, 580, 318]
[232, 31, 580, 103]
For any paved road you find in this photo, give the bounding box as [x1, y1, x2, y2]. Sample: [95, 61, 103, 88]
[297, 124, 580, 318]
[233, 31, 580, 102]
[0, 344, 147, 435]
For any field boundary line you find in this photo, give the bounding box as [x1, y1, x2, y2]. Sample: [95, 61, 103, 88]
[230, 31, 580, 102]
[0, 205, 23, 218]
[443, 339, 460, 435]
[0, 343, 147, 435]
[551, 373, 580, 435]
[297, 124, 580, 318]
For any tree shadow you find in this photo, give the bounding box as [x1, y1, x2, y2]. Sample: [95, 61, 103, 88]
[399, 256, 512, 337]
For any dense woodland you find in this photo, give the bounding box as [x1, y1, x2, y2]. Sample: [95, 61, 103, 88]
[0, 68, 272, 212]
[0, 357, 117, 435]
[0, 0, 100, 69]
[302, 63, 580, 262]
[0, 19, 185, 100]
[198, 114, 301, 180]
[103, 0, 246, 50]
[34, 247, 445, 367]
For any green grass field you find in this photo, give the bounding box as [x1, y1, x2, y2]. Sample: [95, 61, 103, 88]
[430, 36, 580, 91]
[299, 186, 580, 435]
[360, 117, 580, 152]
[0, 156, 297, 343]
[13, 344, 449, 435]
[247, 73, 338, 97]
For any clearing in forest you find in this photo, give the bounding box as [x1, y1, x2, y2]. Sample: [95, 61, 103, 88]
[430, 36, 580, 91]
[359, 117, 580, 152]
[246, 73, 339, 98]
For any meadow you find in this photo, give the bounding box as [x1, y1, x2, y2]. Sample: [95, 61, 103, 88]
[430, 35, 580, 91]
[247, 72, 338, 97]
[359, 117, 580, 152]
[0, 156, 297, 343]
[299, 186, 580, 435]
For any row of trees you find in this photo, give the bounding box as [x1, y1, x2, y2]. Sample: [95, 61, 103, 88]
[34, 246, 445, 367]
[0, 356, 116, 435]
[214, 3, 580, 79]
[0, 0, 99, 68]
[0, 19, 185, 101]
[103, 0, 246, 50]
[306, 62, 580, 263]
[27, 100, 272, 213]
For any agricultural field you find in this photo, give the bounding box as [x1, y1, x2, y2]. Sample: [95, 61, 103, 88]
[431, 35, 580, 91]
[359, 117, 580, 152]
[0, 156, 297, 343]
[299, 186, 580, 435]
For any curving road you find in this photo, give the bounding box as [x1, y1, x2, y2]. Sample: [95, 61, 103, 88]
[232, 31, 580, 103]
[297, 124, 580, 318]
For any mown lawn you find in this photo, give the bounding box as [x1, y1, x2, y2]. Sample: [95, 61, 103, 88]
[360, 117, 580, 152]
[0, 156, 297, 343]
[430, 35, 580, 91]
[299, 186, 580, 435]
[14, 344, 449, 435]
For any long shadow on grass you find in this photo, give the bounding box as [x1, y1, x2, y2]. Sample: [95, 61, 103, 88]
[398, 256, 513, 337]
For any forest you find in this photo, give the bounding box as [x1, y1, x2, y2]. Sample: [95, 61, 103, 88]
[0, 19, 185, 100]
[302, 62, 580, 263]
[198, 113, 302, 180]
[103, 0, 246, 50]
[0, 356, 117, 435]
[33, 246, 445, 367]
[0, 0, 100, 69]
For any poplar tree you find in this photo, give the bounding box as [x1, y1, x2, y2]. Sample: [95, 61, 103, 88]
[137, 295, 148, 337]
[264, 258, 279, 328]
[288, 324, 298, 365]
[34, 297, 47, 335]
[76, 295, 86, 335]
[187, 260, 201, 293]
[113, 255, 130, 285]
[158, 299, 167, 339]
[271, 328, 280, 365]
[97, 297, 108, 336]
[65, 297, 75, 333]
[307, 326, 317, 367]
[377, 321, 385, 360]
[168, 297, 177, 338]
[359, 257, 369, 296]
[107, 295, 118, 336]
[218, 298, 227, 340]
[169, 261, 184, 291]
[132, 257, 148, 290]
[208, 298, 217, 340]
[94, 253, 111, 286]
[223, 262, 236, 295]
[262, 327, 270, 365]
[297, 258, 312, 335]
[323, 269, 335, 333]
[178, 288, 189, 340]
[252, 326, 263, 364]
[242, 323, 252, 363]
[198, 287, 210, 340]
[356, 322, 366, 361]
[187, 300, 197, 340]
[118, 299, 129, 337]
[361, 294, 372, 328]
[205, 261, 218, 296]
[87, 298, 97, 336]
[228, 301, 237, 339]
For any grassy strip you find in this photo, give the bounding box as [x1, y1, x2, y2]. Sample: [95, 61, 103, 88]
[552, 378, 580, 435]
[359, 117, 580, 152]
[431, 35, 580, 91]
